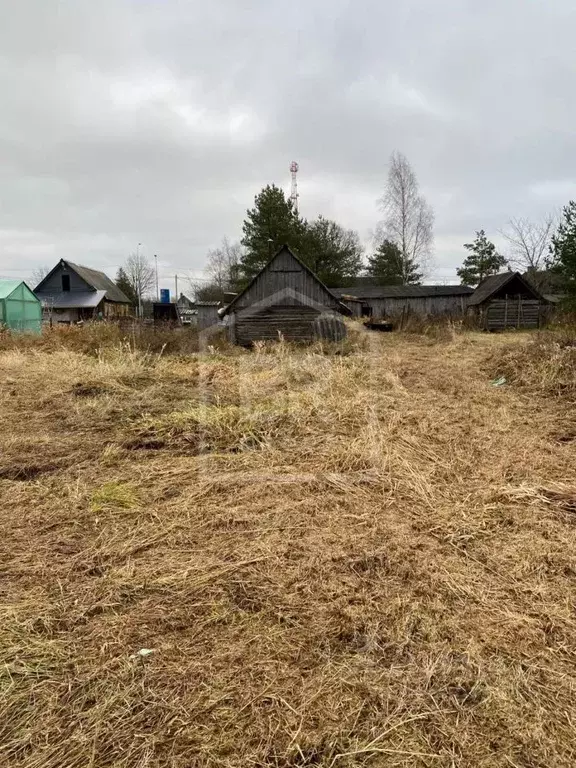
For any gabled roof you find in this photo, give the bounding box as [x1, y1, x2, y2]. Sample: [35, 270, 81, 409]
[35, 260, 131, 304]
[221, 245, 352, 316]
[332, 284, 474, 300]
[468, 271, 547, 306]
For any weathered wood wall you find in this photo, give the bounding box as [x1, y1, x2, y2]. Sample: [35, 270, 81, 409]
[366, 295, 468, 318]
[227, 247, 347, 345]
[340, 298, 364, 317]
[483, 299, 544, 330]
[233, 305, 344, 345]
[197, 305, 220, 330]
[36, 265, 91, 296]
[232, 249, 343, 312]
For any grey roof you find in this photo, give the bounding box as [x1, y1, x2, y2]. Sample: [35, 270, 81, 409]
[332, 284, 474, 299]
[35, 260, 131, 304]
[468, 271, 547, 306]
[41, 290, 107, 309]
[196, 300, 222, 307]
[66, 261, 131, 303]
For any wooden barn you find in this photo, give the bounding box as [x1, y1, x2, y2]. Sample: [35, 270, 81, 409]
[467, 271, 550, 330]
[220, 245, 351, 345]
[332, 283, 474, 318]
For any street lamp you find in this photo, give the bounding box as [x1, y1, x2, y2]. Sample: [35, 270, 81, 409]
[137, 242, 142, 318]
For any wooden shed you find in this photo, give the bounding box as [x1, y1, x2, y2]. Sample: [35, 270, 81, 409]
[196, 301, 222, 331]
[467, 271, 549, 330]
[332, 283, 474, 318]
[220, 245, 351, 345]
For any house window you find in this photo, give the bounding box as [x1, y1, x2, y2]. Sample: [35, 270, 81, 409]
[62, 274, 71, 292]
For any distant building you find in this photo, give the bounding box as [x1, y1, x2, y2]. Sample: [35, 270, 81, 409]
[34, 260, 131, 323]
[220, 245, 351, 345]
[467, 271, 550, 330]
[196, 301, 222, 331]
[331, 284, 474, 318]
[176, 293, 198, 325]
[0, 280, 42, 333]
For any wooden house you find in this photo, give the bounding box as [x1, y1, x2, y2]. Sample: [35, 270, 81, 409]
[176, 293, 198, 325]
[467, 271, 549, 330]
[220, 245, 351, 345]
[34, 260, 131, 323]
[332, 283, 474, 318]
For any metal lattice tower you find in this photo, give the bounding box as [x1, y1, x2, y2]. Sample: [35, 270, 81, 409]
[290, 161, 299, 213]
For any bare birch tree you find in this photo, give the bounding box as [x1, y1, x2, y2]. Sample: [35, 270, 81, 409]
[378, 151, 434, 282]
[500, 214, 556, 273]
[187, 238, 243, 302]
[500, 215, 555, 275]
[124, 252, 155, 306]
[205, 237, 242, 291]
[31, 265, 51, 288]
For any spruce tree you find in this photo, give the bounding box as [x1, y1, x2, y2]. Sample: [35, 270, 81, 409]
[240, 185, 304, 280]
[115, 267, 138, 305]
[457, 230, 507, 286]
[550, 200, 576, 301]
[366, 238, 422, 284]
[303, 216, 363, 286]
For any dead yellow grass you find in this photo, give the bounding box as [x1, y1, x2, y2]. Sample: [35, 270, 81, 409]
[1, 329, 576, 767]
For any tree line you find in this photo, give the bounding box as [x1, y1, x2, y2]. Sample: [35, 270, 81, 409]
[195, 151, 434, 300]
[110, 151, 576, 306]
[456, 206, 576, 298]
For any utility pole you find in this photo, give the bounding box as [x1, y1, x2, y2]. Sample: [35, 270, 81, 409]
[175, 274, 178, 301]
[137, 242, 142, 318]
[154, 254, 159, 301]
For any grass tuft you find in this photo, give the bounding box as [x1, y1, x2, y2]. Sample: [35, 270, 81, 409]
[1, 325, 576, 766]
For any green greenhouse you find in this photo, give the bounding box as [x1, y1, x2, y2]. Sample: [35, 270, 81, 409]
[0, 280, 42, 333]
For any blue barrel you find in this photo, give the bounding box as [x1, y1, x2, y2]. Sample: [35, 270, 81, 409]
[160, 288, 170, 304]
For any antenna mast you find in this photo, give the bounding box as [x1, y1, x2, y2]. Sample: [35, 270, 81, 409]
[289, 161, 299, 213]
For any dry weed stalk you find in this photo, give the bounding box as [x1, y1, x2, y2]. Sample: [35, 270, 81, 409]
[1, 326, 576, 766]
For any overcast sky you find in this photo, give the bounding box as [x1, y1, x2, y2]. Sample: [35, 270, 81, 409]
[1, 0, 575, 288]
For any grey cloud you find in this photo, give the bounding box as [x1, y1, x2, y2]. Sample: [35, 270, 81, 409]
[1, 0, 575, 286]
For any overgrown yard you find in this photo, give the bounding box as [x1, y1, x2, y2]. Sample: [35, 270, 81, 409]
[1, 328, 576, 767]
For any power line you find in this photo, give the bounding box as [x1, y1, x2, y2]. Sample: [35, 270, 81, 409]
[0, 265, 216, 282]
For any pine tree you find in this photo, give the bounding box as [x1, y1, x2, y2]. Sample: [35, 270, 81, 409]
[457, 230, 507, 286]
[366, 238, 422, 284]
[115, 267, 138, 305]
[240, 185, 305, 280]
[550, 200, 576, 301]
[302, 216, 363, 286]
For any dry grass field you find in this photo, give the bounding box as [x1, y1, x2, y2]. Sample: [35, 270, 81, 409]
[1, 326, 576, 767]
